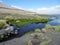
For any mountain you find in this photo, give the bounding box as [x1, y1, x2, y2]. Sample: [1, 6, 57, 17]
[0, 2, 38, 18]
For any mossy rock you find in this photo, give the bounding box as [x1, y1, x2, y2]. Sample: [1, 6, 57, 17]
[5, 16, 14, 21]
[42, 28, 46, 33]
[27, 33, 52, 45]
[27, 37, 52, 45]
[40, 37, 52, 45]
[0, 20, 8, 29]
[35, 29, 41, 33]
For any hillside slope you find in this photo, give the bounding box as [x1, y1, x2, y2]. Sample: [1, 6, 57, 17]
[0, 2, 38, 18]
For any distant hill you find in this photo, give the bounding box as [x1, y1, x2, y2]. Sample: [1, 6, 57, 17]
[0, 2, 37, 14]
[0, 2, 39, 18]
[0, 2, 51, 19]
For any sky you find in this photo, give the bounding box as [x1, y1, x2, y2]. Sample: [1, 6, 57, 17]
[0, 0, 60, 14]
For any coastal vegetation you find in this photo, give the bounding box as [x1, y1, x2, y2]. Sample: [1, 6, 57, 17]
[9, 16, 51, 27]
[0, 16, 52, 41]
[27, 37, 52, 45]
[27, 29, 52, 45]
[0, 20, 8, 29]
[0, 16, 60, 45]
[44, 24, 60, 31]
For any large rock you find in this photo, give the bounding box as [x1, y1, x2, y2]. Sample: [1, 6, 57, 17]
[29, 33, 47, 45]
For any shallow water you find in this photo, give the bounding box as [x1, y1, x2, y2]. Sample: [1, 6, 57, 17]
[48, 15, 60, 26]
[19, 15, 60, 32]
[0, 15, 60, 42]
[17, 23, 45, 36]
[17, 15, 60, 36]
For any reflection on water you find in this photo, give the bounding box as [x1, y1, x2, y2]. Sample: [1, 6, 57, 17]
[48, 20, 60, 26]
[48, 15, 60, 26]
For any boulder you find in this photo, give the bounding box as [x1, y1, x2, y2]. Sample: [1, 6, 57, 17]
[29, 33, 47, 45]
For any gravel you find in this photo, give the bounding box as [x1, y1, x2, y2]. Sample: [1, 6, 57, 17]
[0, 34, 31, 45]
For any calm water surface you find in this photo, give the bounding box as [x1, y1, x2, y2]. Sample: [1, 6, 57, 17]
[18, 15, 60, 34]
[48, 15, 60, 26]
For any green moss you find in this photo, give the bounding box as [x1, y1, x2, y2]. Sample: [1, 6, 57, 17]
[35, 29, 41, 33]
[11, 17, 51, 27]
[42, 28, 46, 33]
[44, 24, 60, 31]
[27, 40, 32, 45]
[0, 20, 8, 29]
[5, 16, 14, 22]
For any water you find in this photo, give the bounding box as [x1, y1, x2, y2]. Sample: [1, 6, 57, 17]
[17, 15, 60, 36]
[0, 15, 60, 41]
[48, 15, 60, 26]
[19, 15, 60, 31]
[17, 23, 45, 36]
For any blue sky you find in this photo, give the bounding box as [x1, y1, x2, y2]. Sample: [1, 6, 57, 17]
[0, 0, 60, 14]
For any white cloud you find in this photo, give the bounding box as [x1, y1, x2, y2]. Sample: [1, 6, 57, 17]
[27, 9, 35, 12]
[27, 5, 60, 14]
[11, 5, 60, 14]
[11, 5, 23, 9]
